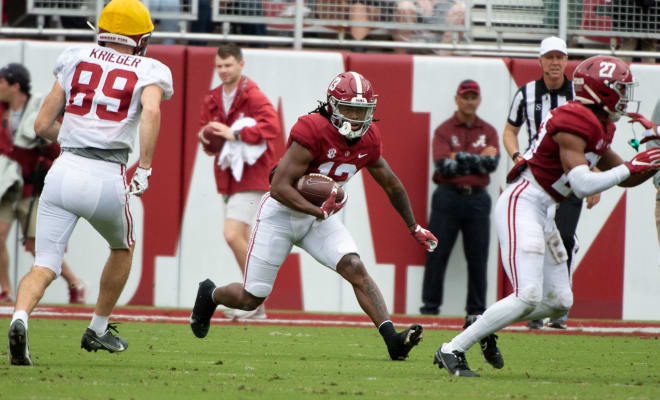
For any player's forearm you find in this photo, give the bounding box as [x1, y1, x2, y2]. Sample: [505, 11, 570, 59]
[138, 107, 160, 169]
[270, 183, 324, 218]
[384, 182, 416, 228]
[35, 82, 66, 141]
[620, 168, 656, 187]
[567, 164, 630, 197]
[39, 121, 61, 142]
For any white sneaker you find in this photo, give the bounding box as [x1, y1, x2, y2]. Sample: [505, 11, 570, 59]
[223, 304, 267, 320]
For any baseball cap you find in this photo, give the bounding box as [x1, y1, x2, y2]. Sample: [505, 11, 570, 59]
[539, 36, 567, 56]
[0, 63, 31, 94]
[456, 79, 480, 95]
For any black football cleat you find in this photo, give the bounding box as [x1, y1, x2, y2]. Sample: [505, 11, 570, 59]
[8, 320, 33, 366]
[480, 334, 504, 369]
[526, 319, 544, 329]
[81, 323, 128, 353]
[190, 279, 218, 338]
[547, 318, 567, 329]
[433, 345, 479, 377]
[387, 324, 423, 360]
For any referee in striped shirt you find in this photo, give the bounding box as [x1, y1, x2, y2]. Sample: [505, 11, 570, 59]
[502, 36, 601, 330]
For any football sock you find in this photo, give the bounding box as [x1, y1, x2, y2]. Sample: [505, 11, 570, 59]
[448, 294, 530, 353]
[11, 310, 29, 329]
[378, 320, 396, 343]
[89, 313, 109, 336]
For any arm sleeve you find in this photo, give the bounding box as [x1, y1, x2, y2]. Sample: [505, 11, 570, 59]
[566, 164, 630, 198]
[236, 92, 280, 145]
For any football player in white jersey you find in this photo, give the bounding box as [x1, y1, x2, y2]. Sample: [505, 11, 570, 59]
[8, 0, 173, 366]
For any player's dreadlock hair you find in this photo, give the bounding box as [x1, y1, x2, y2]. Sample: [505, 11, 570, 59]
[309, 101, 332, 120]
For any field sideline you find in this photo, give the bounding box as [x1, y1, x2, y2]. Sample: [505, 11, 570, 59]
[2, 305, 660, 337]
[2, 306, 660, 400]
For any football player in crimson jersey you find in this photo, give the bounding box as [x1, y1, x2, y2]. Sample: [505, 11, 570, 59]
[8, 0, 173, 366]
[191, 71, 438, 361]
[435, 55, 660, 377]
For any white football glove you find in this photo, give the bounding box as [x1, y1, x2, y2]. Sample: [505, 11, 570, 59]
[128, 167, 152, 196]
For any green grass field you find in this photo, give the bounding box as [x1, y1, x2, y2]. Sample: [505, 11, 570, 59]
[2, 318, 659, 400]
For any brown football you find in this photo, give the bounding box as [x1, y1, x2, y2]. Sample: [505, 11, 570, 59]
[202, 126, 225, 153]
[296, 173, 345, 206]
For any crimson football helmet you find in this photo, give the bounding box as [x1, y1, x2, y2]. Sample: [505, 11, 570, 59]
[572, 55, 637, 122]
[326, 71, 377, 139]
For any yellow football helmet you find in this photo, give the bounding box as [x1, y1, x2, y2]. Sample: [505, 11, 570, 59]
[94, 0, 154, 56]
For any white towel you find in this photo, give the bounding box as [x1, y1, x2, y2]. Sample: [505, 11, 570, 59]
[0, 155, 23, 203]
[217, 117, 267, 182]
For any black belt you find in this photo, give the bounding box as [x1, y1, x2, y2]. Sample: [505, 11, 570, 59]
[439, 183, 485, 196]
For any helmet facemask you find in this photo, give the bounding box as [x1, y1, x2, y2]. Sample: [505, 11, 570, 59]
[607, 80, 638, 121]
[328, 96, 376, 139]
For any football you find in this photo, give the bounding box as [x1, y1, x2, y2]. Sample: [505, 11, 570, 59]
[296, 173, 345, 206]
[202, 125, 225, 154]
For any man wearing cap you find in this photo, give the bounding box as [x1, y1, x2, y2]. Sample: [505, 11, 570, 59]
[502, 36, 600, 330]
[0, 62, 86, 306]
[421, 79, 501, 366]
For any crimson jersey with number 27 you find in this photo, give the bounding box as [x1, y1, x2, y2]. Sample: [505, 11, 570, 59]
[287, 113, 383, 186]
[55, 45, 174, 152]
[525, 101, 616, 202]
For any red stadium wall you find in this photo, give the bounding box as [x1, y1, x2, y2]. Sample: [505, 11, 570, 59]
[138, 46, 627, 316]
[4, 40, 659, 320]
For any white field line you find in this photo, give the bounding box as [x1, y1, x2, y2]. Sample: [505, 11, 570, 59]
[1, 306, 660, 335]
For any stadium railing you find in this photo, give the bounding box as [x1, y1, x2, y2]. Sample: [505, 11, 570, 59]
[0, 0, 658, 58]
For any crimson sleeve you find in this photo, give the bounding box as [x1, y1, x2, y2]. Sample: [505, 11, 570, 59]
[289, 117, 320, 158]
[432, 124, 452, 161]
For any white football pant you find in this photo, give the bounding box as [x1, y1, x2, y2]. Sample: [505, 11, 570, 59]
[35, 152, 134, 275]
[447, 170, 573, 352]
[243, 194, 358, 298]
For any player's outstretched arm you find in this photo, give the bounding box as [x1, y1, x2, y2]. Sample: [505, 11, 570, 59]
[34, 81, 66, 141]
[557, 132, 629, 198]
[366, 157, 415, 227]
[366, 157, 437, 251]
[598, 147, 660, 187]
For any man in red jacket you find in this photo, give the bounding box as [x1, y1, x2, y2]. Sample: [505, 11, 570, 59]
[0, 63, 85, 305]
[198, 43, 280, 320]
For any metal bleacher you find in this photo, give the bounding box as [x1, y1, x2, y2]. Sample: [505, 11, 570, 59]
[0, 0, 658, 57]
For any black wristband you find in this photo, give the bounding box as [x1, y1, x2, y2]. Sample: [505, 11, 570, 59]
[233, 130, 241, 141]
[511, 152, 520, 161]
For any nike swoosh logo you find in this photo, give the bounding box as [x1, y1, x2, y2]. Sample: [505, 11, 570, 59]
[358, 153, 368, 158]
[631, 160, 653, 166]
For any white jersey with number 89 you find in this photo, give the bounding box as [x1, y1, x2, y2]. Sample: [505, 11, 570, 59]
[55, 44, 174, 152]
